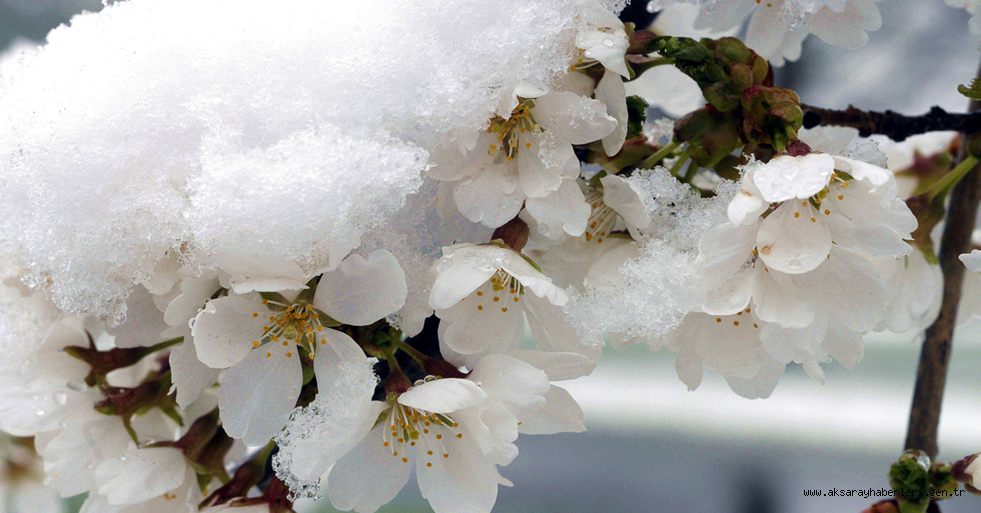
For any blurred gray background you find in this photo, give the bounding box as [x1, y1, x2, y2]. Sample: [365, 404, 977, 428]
[2, 1, 980, 512]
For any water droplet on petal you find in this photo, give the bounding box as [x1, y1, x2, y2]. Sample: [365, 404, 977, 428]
[53, 391, 67, 405]
[601, 37, 614, 47]
[67, 380, 87, 392]
[34, 408, 45, 416]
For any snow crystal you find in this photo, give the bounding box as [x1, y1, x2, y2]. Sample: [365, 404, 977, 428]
[565, 168, 734, 345]
[273, 358, 379, 501]
[0, 0, 583, 323]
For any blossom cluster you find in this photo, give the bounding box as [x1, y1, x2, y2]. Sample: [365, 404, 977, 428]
[1, 1, 980, 513]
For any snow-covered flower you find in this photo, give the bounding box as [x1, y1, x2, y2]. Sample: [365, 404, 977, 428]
[654, 0, 882, 66]
[537, 174, 651, 288]
[571, 0, 631, 155]
[429, 91, 616, 232]
[696, 152, 915, 380]
[430, 243, 600, 367]
[191, 250, 406, 445]
[283, 353, 587, 513]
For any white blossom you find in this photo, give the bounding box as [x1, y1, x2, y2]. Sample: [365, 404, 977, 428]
[430, 244, 600, 367]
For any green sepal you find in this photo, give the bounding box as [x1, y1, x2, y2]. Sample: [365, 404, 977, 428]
[958, 79, 981, 101]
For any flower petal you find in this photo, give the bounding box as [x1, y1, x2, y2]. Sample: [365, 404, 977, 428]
[218, 339, 302, 446]
[515, 385, 585, 434]
[328, 425, 412, 513]
[525, 178, 590, 239]
[398, 378, 486, 414]
[314, 250, 407, 326]
[95, 447, 186, 505]
[191, 295, 270, 369]
[756, 201, 832, 274]
[168, 340, 219, 409]
[416, 428, 499, 513]
[290, 401, 389, 482]
[751, 153, 835, 203]
[595, 71, 627, 156]
[313, 328, 372, 399]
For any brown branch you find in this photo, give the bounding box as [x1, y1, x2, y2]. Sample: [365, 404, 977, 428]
[801, 104, 981, 141]
[903, 76, 981, 457]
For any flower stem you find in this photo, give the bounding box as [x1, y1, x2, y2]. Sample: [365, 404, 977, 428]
[626, 57, 675, 81]
[638, 139, 681, 169]
[669, 144, 695, 177]
[393, 338, 428, 366]
[927, 154, 980, 201]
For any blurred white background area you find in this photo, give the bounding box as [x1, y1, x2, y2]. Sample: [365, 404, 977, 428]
[2, 1, 980, 512]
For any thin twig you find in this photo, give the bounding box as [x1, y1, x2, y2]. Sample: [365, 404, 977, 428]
[801, 103, 981, 141]
[903, 67, 981, 458]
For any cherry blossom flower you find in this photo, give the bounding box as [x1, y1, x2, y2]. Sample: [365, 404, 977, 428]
[536, 174, 651, 288]
[653, 0, 882, 66]
[696, 152, 915, 380]
[429, 91, 616, 231]
[282, 353, 587, 513]
[191, 250, 406, 445]
[429, 243, 600, 367]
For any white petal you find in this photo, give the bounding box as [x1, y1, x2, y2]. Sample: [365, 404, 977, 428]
[505, 350, 596, 381]
[290, 401, 389, 482]
[517, 132, 570, 198]
[723, 359, 785, 399]
[328, 426, 412, 513]
[107, 286, 168, 348]
[960, 249, 981, 272]
[601, 174, 650, 231]
[169, 340, 219, 409]
[416, 429, 499, 513]
[531, 91, 617, 145]
[218, 339, 302, 446]
[95, 447, 186, 505]
[468, 354, 548, 418]
[516, 385, 585, 434]
[191, 295, 270, 369]
[752, 153, 835, 203]
[756, 201, 832, 274]
[523, 295, 601, 360]
[217, 248, 310, 294]
[429, 264, 498, 311]
[42, 416, 131, 497]
[791, 246, 888, 332]
[525, 178, 591, 239]
[163, 271, 220, 328]
[437, 290, 524, 359]
[314, 250, 407, 326]
[727, 174, 768, 226]
[313, 328, 371, 399]
[398, 378, 486, 414]
[595, 71, 627, 156]
[453, 168, 526, 227]
[752, 265, 814, 328]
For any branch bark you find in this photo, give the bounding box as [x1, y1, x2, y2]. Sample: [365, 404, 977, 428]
[903, 76, 981, 457]
[801, 104, 981, 141]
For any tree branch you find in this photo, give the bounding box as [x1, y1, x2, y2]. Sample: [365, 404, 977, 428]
[801, 104, 981, 141]
[903, 69, 981, 457]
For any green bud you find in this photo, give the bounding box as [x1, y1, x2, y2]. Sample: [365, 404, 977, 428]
[888, 450, 932, 513]
[929, 462, 958, 501]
